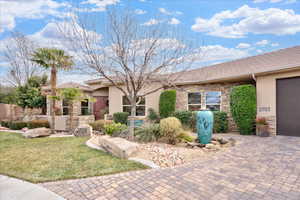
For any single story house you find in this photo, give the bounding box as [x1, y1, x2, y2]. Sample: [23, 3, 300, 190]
[44, 46, 300, 136]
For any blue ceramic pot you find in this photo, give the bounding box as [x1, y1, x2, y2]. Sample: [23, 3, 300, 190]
[197, 110, 214, 144]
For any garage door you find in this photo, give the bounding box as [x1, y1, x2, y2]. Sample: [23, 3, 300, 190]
[276, 77, 300, 136]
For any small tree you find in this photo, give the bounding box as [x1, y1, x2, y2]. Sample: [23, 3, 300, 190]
[159, 90, 176, 118]
[31, 48, 73, 134]
[230, 84, 256, 135]
[58, 88, 92, 132]
[60, 10, 197, 139]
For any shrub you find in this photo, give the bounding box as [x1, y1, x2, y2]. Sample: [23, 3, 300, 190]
[135, 124, 161, 142]
[160, 117, 182, 144]
[213, 111, 228, 133]
[89, 120, 113, 132]
[104, 123, 127, 136]
[190, 111, 198, 132]
[177, 131, 194, 142]
[9, 121, 28, 130]
[172, 110, 193, 127]
[147, 108, 160, 123]
[1, 121, 11, 128]
[159, 90, 176, 118]
[230, 84, 256, 135]
[27, 120, 50, 129]
[113, 112, 129, 124]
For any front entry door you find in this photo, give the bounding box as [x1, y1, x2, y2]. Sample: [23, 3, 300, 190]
[93, 96, 108, 120]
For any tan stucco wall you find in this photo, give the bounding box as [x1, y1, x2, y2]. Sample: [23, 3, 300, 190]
[92, 88, 109, 96]
[256, 69, 300, 134]
[108, 84, 163, 117]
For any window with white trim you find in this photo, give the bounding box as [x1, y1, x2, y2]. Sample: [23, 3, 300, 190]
[205, 91, 221, 111]
[81, 99, 90, 115]
[188, 92, 202, 111]
[122, 96, 146, 116]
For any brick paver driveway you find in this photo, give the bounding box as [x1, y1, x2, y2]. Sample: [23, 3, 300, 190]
[41, 135, 300, 200]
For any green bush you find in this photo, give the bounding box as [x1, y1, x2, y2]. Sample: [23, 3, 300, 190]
[147, 108, 160, 123]
[159, 90, 176, 118]
[230, 84, 256, 135]
[172, 110, 193, 127]
[104, 123, 127, 136]
[9, 121, 28, 130]
[27, 120, 50, 129]
[89, 120, 113, 132]
[213, 111, 228, 133]
[160, 117, 182, 144]
[113, 112, 129, 124]
[135, 124, 161, 142]
[1, 121, 11, 128]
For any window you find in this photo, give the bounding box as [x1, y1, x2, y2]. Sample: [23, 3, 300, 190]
[62, 99, 69, 115]
[122, 96, 146, 116]
[81, 99, 90, 115]
[188, 92, 202, 111]
[205, 91, 221, 111]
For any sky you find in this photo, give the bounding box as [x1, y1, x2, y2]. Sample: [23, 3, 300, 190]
[1, 0, 300, 84]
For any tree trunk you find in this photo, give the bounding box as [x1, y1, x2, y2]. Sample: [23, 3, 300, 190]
[69, 102, 74, 133]
[129, 97, 136, 141]
[50, 67, 57, 134]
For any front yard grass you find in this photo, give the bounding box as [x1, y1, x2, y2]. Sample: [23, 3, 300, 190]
[0, 132, 147, 183]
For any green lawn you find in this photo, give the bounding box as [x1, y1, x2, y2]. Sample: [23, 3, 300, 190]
[0, 132, 147, 183]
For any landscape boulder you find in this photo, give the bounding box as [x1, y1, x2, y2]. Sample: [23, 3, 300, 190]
[98, 135, 139, 159]
[23, 128, 51, 138]
[74, 125, 93, 137]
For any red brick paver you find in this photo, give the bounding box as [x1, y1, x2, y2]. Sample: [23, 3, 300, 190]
[41, 135, 300, 200]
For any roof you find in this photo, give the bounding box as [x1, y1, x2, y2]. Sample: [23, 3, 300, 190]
[42, 82, 93, 92]
[85, 45, 300, 86]
[175, 45, 300, 84]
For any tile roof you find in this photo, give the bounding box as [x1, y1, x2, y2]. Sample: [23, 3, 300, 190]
[42, 82, 93, 91]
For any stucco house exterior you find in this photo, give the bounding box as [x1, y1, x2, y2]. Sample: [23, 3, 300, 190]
[44, 46, 300, 136]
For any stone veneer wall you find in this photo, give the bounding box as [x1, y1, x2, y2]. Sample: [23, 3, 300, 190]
[174, 82, 252, 132]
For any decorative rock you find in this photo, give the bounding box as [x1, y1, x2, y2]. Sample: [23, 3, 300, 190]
[186, 142, 206, 148]
[218, 138, 228, 145]
[211, 140, 219, 145]
[99, 135, 139, 159]
[205, 143, 220, 150]
[74, 125, 92, 137]
[22, 127, 29, 132]
[23, 128, 51, 138]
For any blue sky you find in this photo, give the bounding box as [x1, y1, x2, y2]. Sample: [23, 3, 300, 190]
[1, 0, 300, 83]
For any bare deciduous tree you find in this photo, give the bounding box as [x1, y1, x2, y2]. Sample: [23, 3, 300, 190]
[60, 10, 199, 139]
[2, 32, 43, 87]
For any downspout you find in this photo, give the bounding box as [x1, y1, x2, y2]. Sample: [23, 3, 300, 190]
[252, 73, 256, 82]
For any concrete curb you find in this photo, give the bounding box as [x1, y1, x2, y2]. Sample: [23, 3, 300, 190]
[0, 175, 65, 200]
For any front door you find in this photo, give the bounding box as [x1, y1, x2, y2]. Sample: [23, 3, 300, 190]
[276, 77, 300, 136]
[93, 96, 108, 120]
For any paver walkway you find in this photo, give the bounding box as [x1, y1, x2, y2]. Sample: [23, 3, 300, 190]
[41, 135, 300, 200]
[0, 175, 64, 200]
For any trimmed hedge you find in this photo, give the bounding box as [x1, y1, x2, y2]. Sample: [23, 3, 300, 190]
[1, 120, 50, 130]
[159, 90, 176, 118]
[113, 112, 129, 124]
[230, 84, 256, 135]
[172, 110, 193, 127]
[173, 110, 228, 133]
[27, 120, 50, 129]
[147, 108, 160, 123]
[213, 111, 228, 133]
[89, 120, 113, 132]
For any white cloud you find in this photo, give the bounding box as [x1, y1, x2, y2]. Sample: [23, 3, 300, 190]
[271, 42, 279, 47]
[191, 45, 249, 64]
[0, 0, 69, 33]
[253, 0, 296, 3]
[168, 18, 181, 25]
[158, 8, 183, 16]
[257, 49, 263, 53]
[142, 19, 160, 26]
[135, 9, 147, 15]
[80, 0, 120, 12]
[256, 40, 269, 46]
[191, 5, 300, 38]
[236, 43, 251, 49]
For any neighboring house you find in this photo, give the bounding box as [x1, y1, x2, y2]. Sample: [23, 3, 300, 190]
[43, 46, 300, 136]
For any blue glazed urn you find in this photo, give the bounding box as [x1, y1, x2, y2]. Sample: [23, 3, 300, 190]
[197, 110, 214, 144]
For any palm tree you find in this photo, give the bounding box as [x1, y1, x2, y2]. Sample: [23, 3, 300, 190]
[31, 48, 73, 134]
